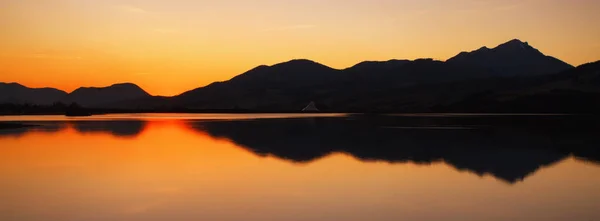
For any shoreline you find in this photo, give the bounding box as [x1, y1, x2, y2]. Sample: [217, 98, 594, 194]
[0, 111, 597, 116]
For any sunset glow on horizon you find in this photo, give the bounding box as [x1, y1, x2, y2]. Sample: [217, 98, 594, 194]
[1, 0, 599, 96]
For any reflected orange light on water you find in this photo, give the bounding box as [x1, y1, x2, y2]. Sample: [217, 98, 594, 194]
[0, 120, 599, 221]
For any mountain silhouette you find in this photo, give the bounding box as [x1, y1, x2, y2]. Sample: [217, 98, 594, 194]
[1, 39, 597, 113]
[167, 39, 580, 112]
[171, 58, 494, 111]
[0, 83, 67, 105]
[191, 115, 600, 183]
[63, 83, 151, 108]
[447, 39, 573, 76]
[174, 59, 342, 109]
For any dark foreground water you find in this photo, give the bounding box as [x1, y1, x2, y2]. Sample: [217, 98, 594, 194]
[0, 114, 599, 221]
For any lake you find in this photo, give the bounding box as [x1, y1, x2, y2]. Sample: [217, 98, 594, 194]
[1, 113, 599, 221]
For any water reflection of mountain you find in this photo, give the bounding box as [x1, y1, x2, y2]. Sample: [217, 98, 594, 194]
[0, 122, 67, 137]
[71, 121, 146, 138]
[0, 121, 147, 138]
[1, 116, 598, 183]
[192, 116, 600, 184]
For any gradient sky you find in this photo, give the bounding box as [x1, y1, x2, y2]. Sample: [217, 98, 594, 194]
[1, 0, 599, 96]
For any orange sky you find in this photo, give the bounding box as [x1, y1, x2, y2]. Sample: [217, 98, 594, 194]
[1, 0, 599, 96]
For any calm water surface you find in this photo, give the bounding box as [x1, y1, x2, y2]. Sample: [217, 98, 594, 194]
[1, 114, 599, 221]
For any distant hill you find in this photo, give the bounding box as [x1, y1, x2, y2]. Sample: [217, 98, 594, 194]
[174, 59, 343, 109]
[447, 39, 573, 76]
[63, 83, 151, 108]
[0, 83, 67, 105]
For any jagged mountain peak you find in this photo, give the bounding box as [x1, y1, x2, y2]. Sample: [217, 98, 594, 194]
[446, 39, 573, 76]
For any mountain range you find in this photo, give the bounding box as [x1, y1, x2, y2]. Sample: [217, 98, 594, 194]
[0, 82, 152, 108]
[1, 39, 599, 113]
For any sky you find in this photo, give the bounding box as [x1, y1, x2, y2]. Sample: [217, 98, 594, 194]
[1, 0, 599, 96]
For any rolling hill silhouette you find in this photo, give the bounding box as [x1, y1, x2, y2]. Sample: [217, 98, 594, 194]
[0, 83, 153, 109]
[0, 83, 67, 105]
[169, 39, 594, 112]
[174, 59, 343, 109]
[1, 39, 599, 113]
[63, 83, 151, 108]
[172, 58, 501, 110]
